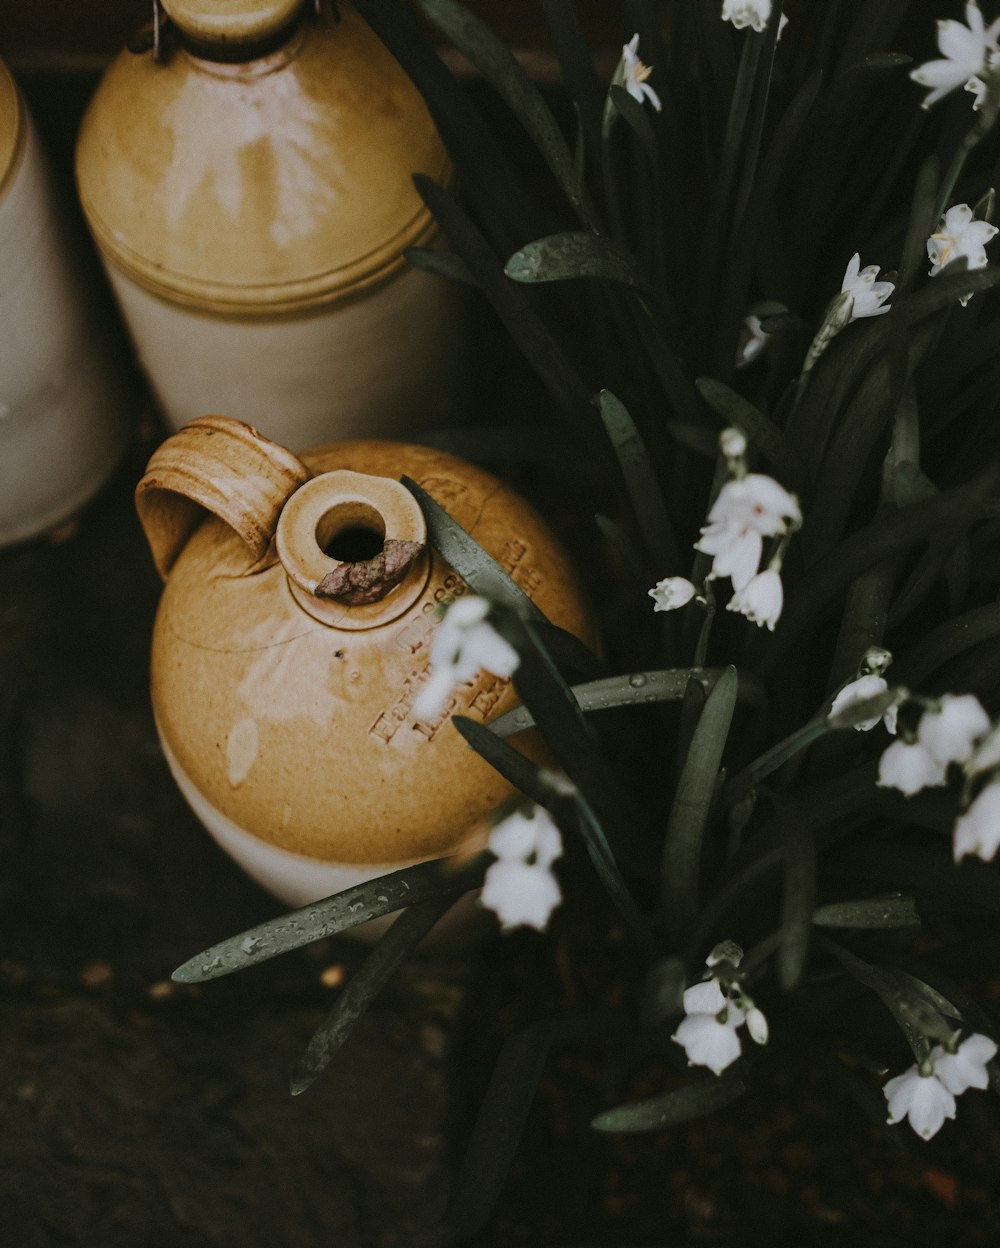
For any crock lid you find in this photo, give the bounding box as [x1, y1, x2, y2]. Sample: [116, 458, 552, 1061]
[160, 0, 303, 47]
[0, 61, 24, 199]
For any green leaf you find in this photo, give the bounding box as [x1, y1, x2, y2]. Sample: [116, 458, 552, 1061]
[489, 667, 765, 738]
[695, 377, 806, 492]
[445, 1021, 556, 1236]
[289, 895, 455, 1095]
[607, 83, 659, 166]
[404, 245, 476, 285]
[416, 0, 597, 228]
[895, 603, 1000, 686]
[505, 233, 644, 289]
[451, 714, 566, 808]
[593, 1071, 746, 1133]
[813, 896, 920, 929]
[661, 667, 739, 939]
[401, 475, 546, 622]
[597, 389, 680, 570]
[410, 175, 606, 460]
[171, 853, 489, 984]
[777, 809, 815, 990]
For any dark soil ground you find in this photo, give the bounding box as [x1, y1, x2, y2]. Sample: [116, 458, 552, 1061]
[4, 54, 1000, 1248]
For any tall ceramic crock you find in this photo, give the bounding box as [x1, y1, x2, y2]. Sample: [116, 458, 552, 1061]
[0, 60, 129, 547]
[75, 0, 457, 450]
[137, 416, 595, 910]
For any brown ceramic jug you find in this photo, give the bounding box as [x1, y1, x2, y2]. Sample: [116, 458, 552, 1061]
[137, 417, 595, 909]
[76, 0, 457, 450]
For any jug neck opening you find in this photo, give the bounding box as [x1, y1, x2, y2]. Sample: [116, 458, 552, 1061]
[276, 470, 431, 631]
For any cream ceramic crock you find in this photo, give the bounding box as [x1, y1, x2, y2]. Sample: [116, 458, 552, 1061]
[0, 60, 129, 547]
[76, 0, 457, 450]
[137, 416, 595, 910]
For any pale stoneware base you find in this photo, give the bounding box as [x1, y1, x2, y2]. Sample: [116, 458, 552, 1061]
[106, 261, 460, 452]
[159, 732, 483, 942]
[0, 105, 129, 547]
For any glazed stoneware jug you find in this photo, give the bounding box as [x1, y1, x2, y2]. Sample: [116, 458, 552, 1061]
[137, 417, 594, 908]
[0, 60, 129, 547]
[75, 0, 457, 450]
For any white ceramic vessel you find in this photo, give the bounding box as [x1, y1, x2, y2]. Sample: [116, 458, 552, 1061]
[0, 61, 129, 547]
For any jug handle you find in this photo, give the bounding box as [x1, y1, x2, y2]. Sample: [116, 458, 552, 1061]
[135, 416, 312, 579]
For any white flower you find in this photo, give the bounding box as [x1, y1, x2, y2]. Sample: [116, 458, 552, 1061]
[930, 1033, 998, 1094]
[696, 474, 801, 589]
[966, 49, 1000, 106]
[648, 576, 697, 612]
[719, 427, 747, 460]
[877, 739, 948, 795]
[953, 781, 1000, 861]
[481, 804, 563, 932]
[829, 674, 898, 733]
[884, 1064, 956, 1139]
[672, 1010, 744, 1075]
[682, 979, 728, 1015]
[736, 314, 772, 367]
[725, 568, 783, 630]
[621, 34, 662, 111]
[745, 1006, 769, 1046]
[840, 253, 894, 320]
[927, 204, 998, 304]
[412, 595, 519, 720]
[721, 0, 771, 33]
[488, 805, 562, 867]
[917, 692, 990, 765]
[480, 858, 562, 932]
[966, 721, 1000, 774]
[911, 2, 1000, 109]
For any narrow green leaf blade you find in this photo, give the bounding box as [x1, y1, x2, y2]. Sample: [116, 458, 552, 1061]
[404, 245, 476, 285]
[506, 233, 644, 288]
[445, 1022, 556, 1236]
[813, 896, 921, 929]
[172, 854, 488, 983]
[597, 388, 681, 570]
[661, 666, 739, 937]
[416, 0, 596, 227]
[290, 895, 455, 1094]
[401, 475, 546, 622]
[593, 1072, 746, 1132]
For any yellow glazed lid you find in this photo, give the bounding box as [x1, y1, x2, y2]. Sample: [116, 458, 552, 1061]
[75, 3, 450, 314]
[0, 61, 25, 199]
[161, 0, 303, 47]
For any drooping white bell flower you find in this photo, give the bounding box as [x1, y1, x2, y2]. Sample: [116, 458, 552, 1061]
[927, 204, 999, 305]
[480, 804, 563, 932]
[930, 1033, 998, 1094]
[721, 0, 771, 33]
[648, 576, 697, 613]
[911, 1, 1000, 109]
[966, 721, 1000, 775]
[829, 674, 898, 733]
[412, 595, 520, 720]
[621, 34, 662, 111]
[953, 781, 1000, 861]
[736, 314, 773, 368]
[966, 48, 1000, 106]
[480, 858, 562, 932]
[840, 253, 894, 320]
[672, 1009, 744, 1075]
[884, 1064, 957, 1139]
[725, 567, 784, 630]
[696, 474, 801, 590]
[917, 692, 991, 766]
[877, 739, 948, 795]
[488, 804, 562, 867]
[682, 979, 728, 1015]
